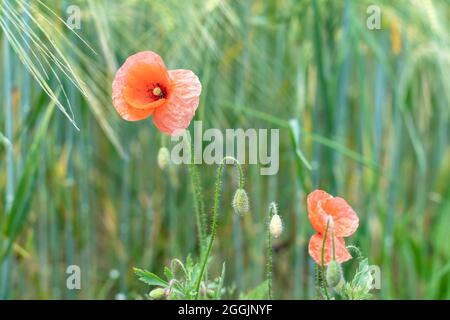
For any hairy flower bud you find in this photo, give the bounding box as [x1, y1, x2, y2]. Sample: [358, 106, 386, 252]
[269, 213, 283, 238]
[232, 188, 249, 214]
[157, 147, 170, 170]
[149, 287, 165, 300]
[326, 260, 343, 288]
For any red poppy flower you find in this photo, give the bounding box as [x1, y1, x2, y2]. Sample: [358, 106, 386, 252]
[307, 189, 359, 237]
[112, 51, 202, 135]
[307, 189, 359, 265]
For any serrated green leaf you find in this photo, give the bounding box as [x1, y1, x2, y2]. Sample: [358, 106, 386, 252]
[133, 268, 168, 287]
[164, 266, 174, 281]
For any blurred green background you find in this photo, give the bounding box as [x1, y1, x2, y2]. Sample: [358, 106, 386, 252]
[0, 0, 449, 299]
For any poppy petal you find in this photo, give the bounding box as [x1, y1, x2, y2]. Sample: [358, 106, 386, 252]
[307, 189, 333, 234]
[112, 81, 155, 121]
[123, 51, 166, 69]
[321, 197, 359, 237]
[153, 69, 202, 135]
[122, 62, 170, 110]
[112, 51, 166, 121]
[308, 233, 352, 266]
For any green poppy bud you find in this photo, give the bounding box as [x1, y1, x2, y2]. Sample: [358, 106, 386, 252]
[232, 188, 249, 214]
[326, 260, 343, 288]
[149, 287, 166, 300]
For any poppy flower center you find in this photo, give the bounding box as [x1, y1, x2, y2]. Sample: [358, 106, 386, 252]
[153, 87, 163, 97]
[147, 83, 167, 100]
[121, 62, 171, 110]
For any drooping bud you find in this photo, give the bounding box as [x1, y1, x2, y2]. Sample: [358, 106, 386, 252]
[232, 188, 249, 214]
[269, 213, 283, 238]
[157, 147, 170, 170]
[149, 287, 166, 300]
[326, 260, 343, 288]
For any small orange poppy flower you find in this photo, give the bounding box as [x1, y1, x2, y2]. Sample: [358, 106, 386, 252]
[307, 189, 359, 266]
[112, 51, 202, 135]
[307, 189, 359, 237]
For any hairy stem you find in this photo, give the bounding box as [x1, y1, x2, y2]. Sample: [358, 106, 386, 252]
[315, 264, 321, 299]
[332, 229, 336, 261]
[188, 162, 205, 245]
[194, 156, 243, 299]
[320, 221, 330, 300]
[266, 203, 276, 300]
[186, 140, 206, 247]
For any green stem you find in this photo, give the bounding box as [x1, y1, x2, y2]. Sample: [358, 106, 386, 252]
[266, 203, 276, 300]
[315, 264, 321, 299]
[331, 229, 336, 261]
[194, 156, 243, 299]
[186, 140, 206, 247]
[188, 162, 205, 245]
[320, 220, 330, 300]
